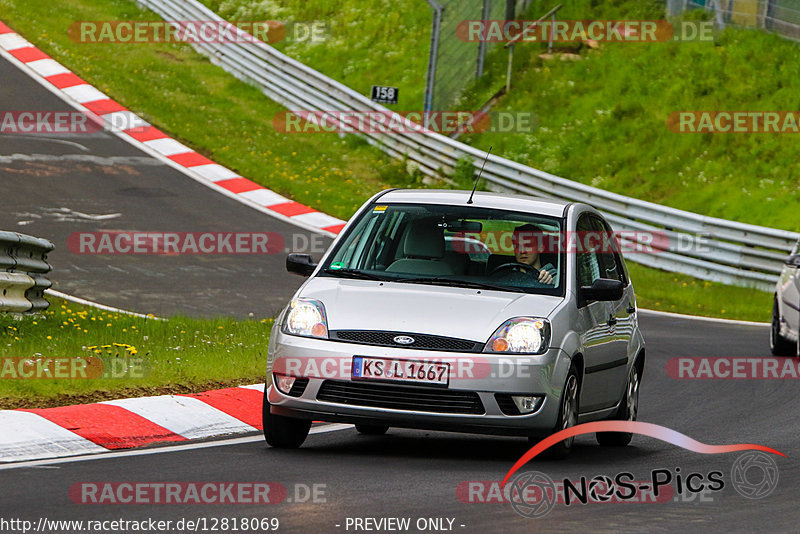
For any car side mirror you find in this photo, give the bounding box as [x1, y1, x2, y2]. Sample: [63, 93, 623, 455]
[286, 253, 317, 277]
[580, 278, 624, 302]
[785, 254, 800, 267]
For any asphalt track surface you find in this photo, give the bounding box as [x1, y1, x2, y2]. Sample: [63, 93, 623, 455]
[1, 51, 797, 533]
[1, 314, 795, 533]
[0, 54, 331, 319]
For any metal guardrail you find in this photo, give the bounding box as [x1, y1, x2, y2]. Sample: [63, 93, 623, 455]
[0, 231, 55, 312]
[137, 0, 800, 291]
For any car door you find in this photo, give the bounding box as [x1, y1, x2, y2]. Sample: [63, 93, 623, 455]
[574, 213, 622, 412]
[591, 215, 633, 399]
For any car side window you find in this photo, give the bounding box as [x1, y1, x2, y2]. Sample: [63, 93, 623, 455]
[576, 214, 602, 288]
[592, 216, 628, 285]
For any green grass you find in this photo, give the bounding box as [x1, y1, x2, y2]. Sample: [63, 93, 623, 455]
[179, 0, 800, 229]
[0, 297, 272, 406]
[199, 0, 432, 111]
[0, 0, 778, 330]
[627, 264, 771, 322]
[457, 0, 800, 229]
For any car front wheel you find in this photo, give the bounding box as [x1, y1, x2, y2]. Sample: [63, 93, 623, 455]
[536, 363, 579, 459]
[262, 392, 311, 448]
[597, 363, 640, 447]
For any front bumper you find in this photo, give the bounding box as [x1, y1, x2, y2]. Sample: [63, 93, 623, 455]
[266, 329, 572, 436]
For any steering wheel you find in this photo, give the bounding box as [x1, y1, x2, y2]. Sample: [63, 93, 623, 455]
[489, 262, 540, 278]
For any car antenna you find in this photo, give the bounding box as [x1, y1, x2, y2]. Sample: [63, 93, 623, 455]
[467, 146, 492, 205]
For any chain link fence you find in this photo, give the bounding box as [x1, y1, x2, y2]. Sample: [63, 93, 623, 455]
[671, 0, 800, 40]
[424, 0, 533, 119]
[427, 0, 800, 115]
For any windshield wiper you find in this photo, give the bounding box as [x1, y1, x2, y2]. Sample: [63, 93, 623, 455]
[322, 268, 387, 281]
[393, 277, 525, 293]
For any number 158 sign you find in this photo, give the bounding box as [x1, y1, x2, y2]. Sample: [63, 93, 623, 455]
[371, 85, 399, 104]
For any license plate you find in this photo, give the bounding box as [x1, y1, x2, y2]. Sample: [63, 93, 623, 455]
[352, 356, 449, 386]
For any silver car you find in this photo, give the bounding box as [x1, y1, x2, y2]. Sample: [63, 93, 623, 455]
[771, 238, 800, 356]
[263, 189, 645, 457]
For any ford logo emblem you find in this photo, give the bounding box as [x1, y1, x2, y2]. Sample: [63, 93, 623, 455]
[393, 335, 415, 345]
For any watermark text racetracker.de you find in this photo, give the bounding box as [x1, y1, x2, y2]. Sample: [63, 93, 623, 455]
[457, 20, 714, 43]
[667, 357, 800, 379]
[0, 355, 149, 380]
[2, 111, 95, 134]
[70, 481, 326, 505]
[458, 474, 675, 508]
[274, 355, 561, 382]
[448, 229, 711, 256]
[68, 232, 285, 255]
[68, 20, 328, 44]
[0, 110, 148, 135]
[69, 231, 330, 256]
[272, 110, 537, 135]
[668, 111, 800, 133]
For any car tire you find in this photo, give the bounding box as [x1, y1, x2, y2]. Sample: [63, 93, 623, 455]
[262, 392, 311, 449]
[770, 298, 795, 356]
[537, 363, 580, 459]
[355, 424, 389, 435]
[596, 363, 640, 447]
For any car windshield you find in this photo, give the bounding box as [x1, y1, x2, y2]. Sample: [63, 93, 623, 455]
[321, 202, 564, 295]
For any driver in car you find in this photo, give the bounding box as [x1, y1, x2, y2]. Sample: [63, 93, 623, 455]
[509, 224, 558, 286]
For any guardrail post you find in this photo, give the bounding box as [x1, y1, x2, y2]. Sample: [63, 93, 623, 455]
[763, 0, 774, 29]
[476, 0, 491, 78]
[506, 44, 514, 93]
[424, 0, 443, 129]
[713, 0, 726, 30]
[506, 0, 517, 19]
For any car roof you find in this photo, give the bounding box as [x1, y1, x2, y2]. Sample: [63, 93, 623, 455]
[376, 189, 571, 218]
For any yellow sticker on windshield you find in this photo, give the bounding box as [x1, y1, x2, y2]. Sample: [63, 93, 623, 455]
[373, 205, 387, 212]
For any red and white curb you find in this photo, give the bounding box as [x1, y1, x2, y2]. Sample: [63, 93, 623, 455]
[0, 20, 346, 236]
[0, 384, 266, 463]
[0, 21, 348, 463]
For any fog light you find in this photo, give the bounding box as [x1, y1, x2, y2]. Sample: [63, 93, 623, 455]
[512, 395, 542, 414]
[274, 374, 296, 394]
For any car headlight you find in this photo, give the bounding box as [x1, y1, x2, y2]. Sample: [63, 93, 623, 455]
[281, 298, 328, 339]
[484, 317, 550, 354]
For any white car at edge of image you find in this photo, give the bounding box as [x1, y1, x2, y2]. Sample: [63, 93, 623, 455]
[771, 237, 800, 357]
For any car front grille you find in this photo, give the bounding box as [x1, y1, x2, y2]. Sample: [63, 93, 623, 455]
[316, 380, 485, 415]
[329, 330, 483, 353]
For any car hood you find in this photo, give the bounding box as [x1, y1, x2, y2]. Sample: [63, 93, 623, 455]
[296, 277, 563, 342]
